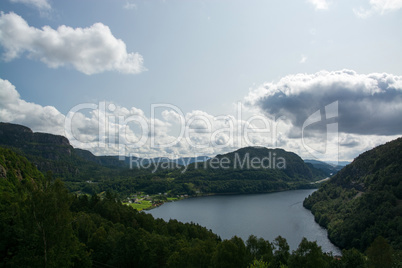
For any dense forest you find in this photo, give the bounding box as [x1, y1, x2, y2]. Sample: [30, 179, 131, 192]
[304, 137, 402, 264]
[0, 122, 324, 197]
[2, 122, 402, 266]
[1, 146, 398, 267]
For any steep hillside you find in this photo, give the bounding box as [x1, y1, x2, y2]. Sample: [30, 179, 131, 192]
[0, 147, 45, 195]
[304, 137, 402, 251]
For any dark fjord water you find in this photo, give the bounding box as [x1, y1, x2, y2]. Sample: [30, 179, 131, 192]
[148, 189, 341, 255]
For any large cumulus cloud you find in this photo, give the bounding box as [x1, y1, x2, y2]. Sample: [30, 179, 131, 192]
[0, 78, 65, 134]
[246, 70, 402, 136]
[0, 12, 145, 75]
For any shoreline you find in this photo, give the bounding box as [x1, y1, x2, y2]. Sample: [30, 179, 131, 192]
[143, 187, 318, 211]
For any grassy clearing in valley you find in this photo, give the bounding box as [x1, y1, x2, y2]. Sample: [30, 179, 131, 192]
[124, 200, 152, 211]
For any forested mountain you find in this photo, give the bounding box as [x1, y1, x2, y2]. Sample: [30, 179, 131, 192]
[163, 146, 327, 194]
[0, 122, 326, 196]
[1, 146, 389, 267]
[304, 137, 402, 254]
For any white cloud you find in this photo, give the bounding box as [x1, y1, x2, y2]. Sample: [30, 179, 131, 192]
[307, 0, 329, 10]
[245, 69, 402, 137]
[354, 0, 402, 17]
[10, 0, 51, 10]
[0, 12, 146, 75]
[1, 78, 281, 158]
[0, 78, 65, 135]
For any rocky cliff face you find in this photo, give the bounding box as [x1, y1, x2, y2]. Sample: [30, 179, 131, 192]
[33, 132, 70, 146]
[0, 122, 33, 145]
[0, 122, 72, 158]
[0, 122, 69, 146]
[0, 122, 131, 180]
[0, 122, 96, 178]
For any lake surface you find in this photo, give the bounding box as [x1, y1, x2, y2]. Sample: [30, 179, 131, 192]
[148, 189, 341, 255]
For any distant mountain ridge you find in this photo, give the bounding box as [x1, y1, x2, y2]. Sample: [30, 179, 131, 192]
[303, 159, 345, 176]
[0, 122, 326, 196]
[325, 160, 350, 167]
[75, 148, 209, 168]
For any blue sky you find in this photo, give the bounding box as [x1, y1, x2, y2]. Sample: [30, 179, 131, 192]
[1, 0, 402, 161]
